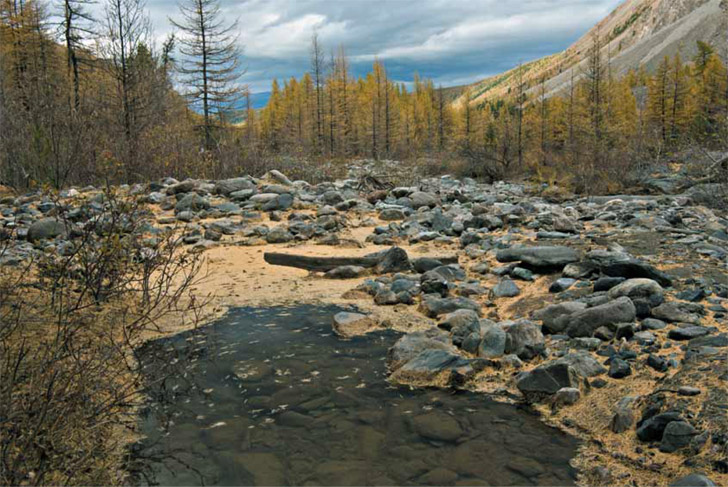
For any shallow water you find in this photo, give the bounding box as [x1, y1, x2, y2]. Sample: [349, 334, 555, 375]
[133, 305, 578, 486]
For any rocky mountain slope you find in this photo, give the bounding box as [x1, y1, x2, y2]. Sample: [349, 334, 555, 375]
[455, 0, 726, 105]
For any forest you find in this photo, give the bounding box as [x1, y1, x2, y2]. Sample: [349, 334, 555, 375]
[2, 0, 727, 194]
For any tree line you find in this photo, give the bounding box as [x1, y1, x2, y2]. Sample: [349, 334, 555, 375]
[0, 0, 244, 188]
[2, 1, 727, 192]
[255, 36, 728, 192]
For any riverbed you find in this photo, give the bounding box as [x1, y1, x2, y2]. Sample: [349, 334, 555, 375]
[132, 305, 579, 486]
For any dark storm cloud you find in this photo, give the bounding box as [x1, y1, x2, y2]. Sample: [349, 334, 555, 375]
[148, 0, 623, 93]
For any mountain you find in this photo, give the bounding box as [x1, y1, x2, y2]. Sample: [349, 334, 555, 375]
[455, 0, 726, 106]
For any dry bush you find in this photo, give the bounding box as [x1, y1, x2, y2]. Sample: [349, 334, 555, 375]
[0, 190, 203, 485]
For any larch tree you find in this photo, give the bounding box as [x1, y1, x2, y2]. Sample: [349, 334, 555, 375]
[171, 0, 243, 152]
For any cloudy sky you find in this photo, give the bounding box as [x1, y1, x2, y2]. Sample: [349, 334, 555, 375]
[151, 0, 624, 95]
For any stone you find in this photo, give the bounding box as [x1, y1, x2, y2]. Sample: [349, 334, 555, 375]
[600, 259, 673, 287]
[636, 412, 682, 442]
[496, 246, 580, 269]
[669, 474, 717, 487]
[646, 354, 669, 372]
[412, 411, 463, 442]
[642, 318, 667, 330]
[412, 257, 443, 273]
[374, 289, 399, 305]
[332, 312, 376, 338]
[534, 301, 587, 334]
[678, 386, 701, 396]
[610, 398, 636, 433]
[27, 218, 66, 242]
[325, 265, 367, 279]
[409, 191, 438, 209]
[668, 326, 709, 341]
[418, 295, 481, 318]
[214, 177, 255, 195]
[397, 349, 472, 378]
[175, 193, 210, 213]
[608, 358, 632, 379]
[652, 302, 703, 324]
[566, 297, 636, 338]
[387, 331, 456, 370]
[593, 276, 627, 292]
[660, 421, 698, 453]
[491, 278, 520, 298]
[549, 278, 576, 293]
[261, 193, 293, 212]
[439, 309, 480, 346]
[479, 324, 507, 359]
[504, 320, 545, 360]
[607, 278, 664, 309]
[516, 362, 580, 402]
[552, 387, 581, 408]
[267, 169, 293, 185]
[375, 247, 412, 274]
[379, 208, 406, 221]
[511, 267, 535, 281]
[551, 351, 607, 377]
[265, 227, 294, 244]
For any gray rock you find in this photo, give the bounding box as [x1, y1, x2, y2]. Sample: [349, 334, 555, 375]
[534, 301, 587, 334]
[566, 297, 636, 338]
[549, 278, 576, 293]
[636, 412, 682, 442]
[214, 177, 255, 196]
[601, 259, 673, 287]
[504, 320, 545, 360]
[261, 193, 294, 212]
[27, 218, 66, 242]
[607, 278, 664, 308]
[610, 397, 636, 433]
[387, 331, 455, 370]
[478, 324, 507, 358]
[419, 295, 481, 318]
[653, 302, 703, 324]
[516, 362, 580, 402]
[669, 474, 717, 487]
[375, 247, 412, 274]
[439, 309, 480, 345]
[552, 387, 581, 408]
[410, 191, 438, 209]
[398, 349, 472, 377]
[496, 245, 580, 269]
[379, 208, 406, 221]
[325, 266, 367, 279]
[552, 351, 606, 377]
[492, 278, 520, 298]
[660, 421, 698, 453]
[647, 354, 669, 372]
[175, 193, 210, 213]
[267, 169, 293, 185]
[412, 411, 463, 442]
[668, 326, 709, 341]
[608, 358, 632, 379]
[265, 227, 294, 244]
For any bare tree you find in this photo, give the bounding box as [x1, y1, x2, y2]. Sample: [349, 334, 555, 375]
[310, 31, 324, 153]
[101, 0, 150, 169]
[171, 0, 243, 151]
[57, 0, 94, 110]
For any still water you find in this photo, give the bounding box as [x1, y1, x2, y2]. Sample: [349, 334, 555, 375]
[133, 305, 578, 486]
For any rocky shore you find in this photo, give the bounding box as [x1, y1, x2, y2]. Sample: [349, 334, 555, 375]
[1, 166, 726, 486]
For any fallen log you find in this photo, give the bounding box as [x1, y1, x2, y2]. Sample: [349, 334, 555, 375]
[264, 251, 458, 273]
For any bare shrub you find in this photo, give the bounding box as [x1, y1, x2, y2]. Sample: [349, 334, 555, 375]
[0, 189, 203, 485]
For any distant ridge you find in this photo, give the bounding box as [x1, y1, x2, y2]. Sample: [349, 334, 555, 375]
[454, 0, 726, 105]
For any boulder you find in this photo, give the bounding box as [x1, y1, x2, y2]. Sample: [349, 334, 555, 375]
[516, 362, 580, 402]
[332, 312, 376, 338]
[412, 411, 463, 442]
[419, 295, 481, 318]
[565, 297, 636, 338]
[387, 331, 455, 370]
[409, 191, 438, 209]
[607, 278, 664, 310]
[660, 421, 698, 453]
[478, 324, 507, 358]
[636, 411, 682, 442]
[496, 246, 579, 269]
[534, 301, 587, 334]
[375, 247, 412, 274]
[27, 218, 66, 242]
[491, 278, 520, 298]
[504, 320, 545, 360]
[669, 474, 717, 487]
[214, 177, 255, 195]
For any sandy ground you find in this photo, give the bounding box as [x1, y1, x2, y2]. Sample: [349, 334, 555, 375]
[145, 208, 728, 487]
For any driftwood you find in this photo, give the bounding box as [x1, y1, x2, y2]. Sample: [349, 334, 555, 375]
[264, 251, 458, 273]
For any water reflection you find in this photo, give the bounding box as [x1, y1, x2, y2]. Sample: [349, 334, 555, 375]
[133, 305, 578, 486]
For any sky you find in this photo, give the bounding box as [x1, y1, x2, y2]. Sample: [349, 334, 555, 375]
[148, 0, 625, 95]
